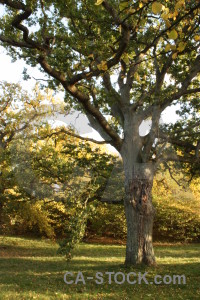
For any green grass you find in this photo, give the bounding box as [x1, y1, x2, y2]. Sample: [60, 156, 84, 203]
[0, 236, 199, 299]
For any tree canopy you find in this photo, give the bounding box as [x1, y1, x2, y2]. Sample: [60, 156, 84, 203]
[0, 0, 199, 171]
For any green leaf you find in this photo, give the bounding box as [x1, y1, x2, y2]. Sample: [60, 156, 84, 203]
[177, 42, 186, 52]
[168, 29, 178, 40]
[152, 2, 163, 14]
[95, 0, 104, 5]
[119, 2, 129, 11]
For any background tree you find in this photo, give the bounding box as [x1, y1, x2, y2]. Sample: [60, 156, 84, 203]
[0, 81, 119, 252]
[0, 81, 51, 231]
[0, 0, 200, 265]
[0, 81, 67, 232]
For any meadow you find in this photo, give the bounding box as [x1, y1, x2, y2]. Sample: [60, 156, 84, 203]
[0, 236, 199, 299]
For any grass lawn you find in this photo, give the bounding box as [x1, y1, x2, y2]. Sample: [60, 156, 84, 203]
[0, 236, 199, 299]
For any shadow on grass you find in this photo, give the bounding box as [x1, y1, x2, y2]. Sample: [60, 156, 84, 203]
[0, 245, 58, 257]
[0, 243, 126, 258]
[0, 257, 199, 299]
[0, 238, 199, 299]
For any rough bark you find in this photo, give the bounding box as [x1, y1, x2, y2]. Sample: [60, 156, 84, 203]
[121, 113, 156, 266]
[123, 172, 156, 266]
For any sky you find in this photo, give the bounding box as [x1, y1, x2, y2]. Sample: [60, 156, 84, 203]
[0, 45, 179, 154]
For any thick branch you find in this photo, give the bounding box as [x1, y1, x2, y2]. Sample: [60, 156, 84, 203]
[0, 35, 35, 48]
[154, 47, 173, 94]
[143, 55, 200, 119]
[0, 0, 44, 50]
[86, 112, 121, 150]
[38, 55, 122, 151]
[103, 72, 124, 126]
[142, 108, 162, 162]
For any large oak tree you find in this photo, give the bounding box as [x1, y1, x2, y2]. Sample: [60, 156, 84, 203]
[0, 0, 200, 265]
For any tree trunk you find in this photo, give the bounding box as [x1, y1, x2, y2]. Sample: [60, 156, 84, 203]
[121, 114, 156, 266]
[123, 170, 156, 266]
